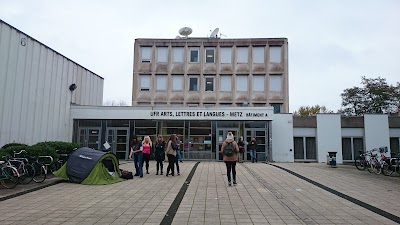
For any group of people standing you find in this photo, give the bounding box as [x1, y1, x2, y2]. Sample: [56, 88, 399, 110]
[128, 134, 182, 178]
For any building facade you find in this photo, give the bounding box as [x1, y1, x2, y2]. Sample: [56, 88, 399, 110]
[132, 38, 289, 113]
[0, 20, 104, 147]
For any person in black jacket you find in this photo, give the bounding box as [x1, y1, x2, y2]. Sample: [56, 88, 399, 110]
[154, 135, 166, 175]
[237, 137, 245, 163]
[248, 137, 258, 163]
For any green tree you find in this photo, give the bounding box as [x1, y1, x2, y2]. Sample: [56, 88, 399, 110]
[293, 105, 333, 116]
[340, 76, 400, 116]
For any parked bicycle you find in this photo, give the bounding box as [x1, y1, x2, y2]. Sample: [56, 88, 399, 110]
[382, 152, 400, 176]
[7, 152, 35, 184]
[0, 159, 19, 189]
[27, 156, 48, 183]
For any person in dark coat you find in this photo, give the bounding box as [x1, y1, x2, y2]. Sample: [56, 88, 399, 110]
[154, 135, 166, 175]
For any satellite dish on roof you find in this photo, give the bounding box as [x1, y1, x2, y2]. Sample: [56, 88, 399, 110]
[175, 36, 181, 39]
[210, 28, 219, 38]
[179, 27, 192, 38]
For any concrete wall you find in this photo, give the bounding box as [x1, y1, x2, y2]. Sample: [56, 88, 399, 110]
[271, 114, 294, 162]
[317, 114, 342, 163]
[364, 115, 390, 155]
[132, 38, 289, 112]
[0, 20, 104, 147]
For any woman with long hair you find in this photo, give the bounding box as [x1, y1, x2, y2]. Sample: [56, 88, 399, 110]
[154, 135, 166, 175]
[165, 134, 178, 177]
[142, 136, 152, 174]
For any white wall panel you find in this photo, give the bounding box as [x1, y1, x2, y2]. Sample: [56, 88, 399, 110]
[341, 128, 364, 137]
[317, 114, 342, 163]
[0, 20, 103, 147]
[364, 115, 390, 153]
[271, 114, 294, 162]
[293, 128, 316, 136]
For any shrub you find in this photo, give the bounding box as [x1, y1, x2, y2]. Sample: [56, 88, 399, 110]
[0, 145, 29, 160]
[26, 143, 57, 159]
[37, 141, 80, 154]
[1, 143, 28, 149]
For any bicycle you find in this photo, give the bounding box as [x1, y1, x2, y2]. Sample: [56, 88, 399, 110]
[382, 152, 400, 176]
[27, 156, 48, 183]
[10, 150, 36, 184]
[355, 150, 370, 171]
[0, 160, 19, 189]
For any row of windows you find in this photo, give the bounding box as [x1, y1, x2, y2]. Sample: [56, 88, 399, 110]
[140, 46, 282, 64]
[139, 74, 282, 92]
[137, 102, 283, 113]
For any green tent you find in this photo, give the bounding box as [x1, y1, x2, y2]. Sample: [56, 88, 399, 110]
[54, 147, 124, 185]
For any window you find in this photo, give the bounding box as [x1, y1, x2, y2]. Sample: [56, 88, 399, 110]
[141, 47, 151, 63]
[220, 75, 231, 92]
[140, 75, 151, 91]
[342, 137, 364, 160]
[205, 76, 214, 92]
[171, 103, 184, 107]
[190, 49, 199, 63]
[294, 137, 317, 160]
[188, 103, 199, 107]
[154, 103, 167, 107]
[173, 47, 184, 63]
[270, 46, 282, 63]
[204, 103, 215, 108]
[236, 75, 248, 91]
[156, 75, 167, 91]
[205, 49, 215, 63]
[253, 75, 264, 92]
[270, 75, 282, 92]
[390, 137, 399, 157]
[220, 103, 232, 107]
[270, 103, 282, 113]
[220, 47, 232, 64]
[157, 47, 168, 63]
[237, 47, 248, 63]
[172, 75, 183, 91]
[189, 76, 199, 91]
[253, 103, 266, 107]
[253, 46, 264, 64]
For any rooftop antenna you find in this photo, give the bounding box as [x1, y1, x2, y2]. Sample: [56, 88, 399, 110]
[179, 27, 192, 38]
[210, 28, 219, 38]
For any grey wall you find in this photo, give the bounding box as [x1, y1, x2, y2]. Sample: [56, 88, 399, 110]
[0, 20, 104, 147]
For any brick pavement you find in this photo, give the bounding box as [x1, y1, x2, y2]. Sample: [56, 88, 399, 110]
[271, 163, 400, 219]
[0, 161, 398, 225]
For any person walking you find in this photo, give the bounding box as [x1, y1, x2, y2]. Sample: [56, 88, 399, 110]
[173, 133, 181, 175]
[128, 135, 143, 177]
[154, 135, 166, 175]
[248, 137, 258, 163]
[237, 137, 245, 163]
[141, 136, 152, 174]
[166, 134, 178, 177]
[220, 132, 239, 186]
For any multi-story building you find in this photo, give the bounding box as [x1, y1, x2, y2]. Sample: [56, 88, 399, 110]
[132, 37, 289, 113]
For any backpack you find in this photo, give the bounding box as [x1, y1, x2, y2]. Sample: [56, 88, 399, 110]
[223, 142, 235, 156]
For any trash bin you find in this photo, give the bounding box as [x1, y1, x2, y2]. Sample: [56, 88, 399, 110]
[327, 151, 337, 168]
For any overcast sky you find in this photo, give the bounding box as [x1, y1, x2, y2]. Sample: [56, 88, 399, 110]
[1, 0, 399, 112]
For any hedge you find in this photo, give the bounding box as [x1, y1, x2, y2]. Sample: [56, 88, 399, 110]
[0, 145, 29, 160]
[1, 143, 28, 149]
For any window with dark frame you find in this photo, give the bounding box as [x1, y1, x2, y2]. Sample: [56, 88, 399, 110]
[190, 50, 199, 63]
[270, 103, 282, 113]
[205, 77, 214, 91]
[189, 77, 198, 91]
[205, 49, 215, 63]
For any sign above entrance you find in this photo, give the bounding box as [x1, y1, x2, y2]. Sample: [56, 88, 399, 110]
[149, 108, 274, 121]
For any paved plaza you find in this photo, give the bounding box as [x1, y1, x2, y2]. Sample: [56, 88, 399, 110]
[1, 161, 399, 225]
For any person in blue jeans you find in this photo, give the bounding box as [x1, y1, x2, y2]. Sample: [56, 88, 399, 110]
[248, 137, 258, 163]
[129, 135, 143, 177]
[173, 133, 181, 175]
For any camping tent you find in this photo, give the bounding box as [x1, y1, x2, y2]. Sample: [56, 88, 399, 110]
[54, 147, 124, 185]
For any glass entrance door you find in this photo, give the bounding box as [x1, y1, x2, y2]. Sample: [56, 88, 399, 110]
[216, 129, 239, 160]
[244, 129, 268, 162]
[106, 128, 129, 159]
[78, 128, 101, 150]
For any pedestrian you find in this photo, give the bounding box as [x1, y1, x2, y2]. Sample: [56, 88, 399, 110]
[237, 137, 245, 163]
[166, 134, 178, 177]
[221, 132, 239, 186]
[142, 136, 152, 174]
[248, 137, 258, 163]
[173, 133, 181, 175]
[154, 135, 166, 175]
[128, 135, 143, 177]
